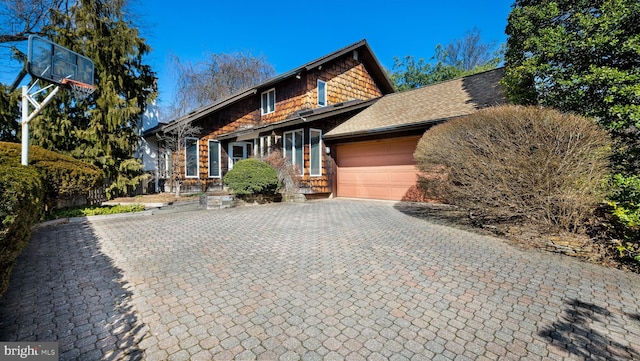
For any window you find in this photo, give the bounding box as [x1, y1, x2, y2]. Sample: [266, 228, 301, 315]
[185, 137, 199, 178]
[309, 129, 322, 176]
[283, 129, 304, 176]
[208, 140, 221, 178]
[254, 135, 272, 158]
[261, 88, 276, 115]
[317, 80, 327, 107]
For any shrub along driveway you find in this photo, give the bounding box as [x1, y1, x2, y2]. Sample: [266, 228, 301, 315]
[1, 199, 640, 360]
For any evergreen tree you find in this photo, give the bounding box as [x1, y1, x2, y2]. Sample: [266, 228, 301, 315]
[0, 84, 19, 142]
[391, 28, 502, 91]
[503, 0, 640, 233]
[30, 0, 155, 198]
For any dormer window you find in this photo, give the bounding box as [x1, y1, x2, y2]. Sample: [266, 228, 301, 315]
[317, 80, 327, 107]
[261, 88, 276, 115]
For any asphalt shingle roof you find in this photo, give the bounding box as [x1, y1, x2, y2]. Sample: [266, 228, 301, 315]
[324, 68, 506, 139]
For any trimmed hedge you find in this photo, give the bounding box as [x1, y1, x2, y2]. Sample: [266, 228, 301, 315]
[223, 158, 280, 196]
[0, 141, 103, 297]
[0, 163, 44, 296]
[0, 141, 103, 211]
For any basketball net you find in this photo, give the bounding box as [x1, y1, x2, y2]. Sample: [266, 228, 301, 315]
[61, 78, 96, 101]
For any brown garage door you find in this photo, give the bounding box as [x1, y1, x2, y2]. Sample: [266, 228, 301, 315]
[336, 136, 421, 200]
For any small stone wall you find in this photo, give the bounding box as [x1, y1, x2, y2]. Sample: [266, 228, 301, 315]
[199, 195, 235, 209]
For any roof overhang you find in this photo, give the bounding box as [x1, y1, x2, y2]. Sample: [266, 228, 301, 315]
[161, 89, 258, 134]
[216, 99, 378, 141]
[301, 40, 395, 95]
[323, 115, 462, 141]
[248, 40, 395, 96]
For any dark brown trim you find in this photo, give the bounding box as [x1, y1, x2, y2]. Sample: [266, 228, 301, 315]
[323, 117, 456, 141]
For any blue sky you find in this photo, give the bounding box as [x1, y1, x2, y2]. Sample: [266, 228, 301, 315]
[1, 1, 513, 109]
[138, 0, 513, 109]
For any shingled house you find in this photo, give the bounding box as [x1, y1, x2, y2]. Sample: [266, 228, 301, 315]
[145, 40, 505, 201]
[147, 39, 394, 196]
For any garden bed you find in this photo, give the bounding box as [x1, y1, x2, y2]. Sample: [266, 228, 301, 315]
[394, 202, 639, 274]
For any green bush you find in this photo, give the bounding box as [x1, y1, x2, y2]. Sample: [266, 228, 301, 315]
[223, 158, 280, 196]
[45, 204, 146, 220]
[0, 141, 102, 296]
[606, 174, 640, 262]
[0, 141, 103, 211]
[0, 163, 44, 296]
[414, 105, 612, 232]
[608, 174, 640, 227]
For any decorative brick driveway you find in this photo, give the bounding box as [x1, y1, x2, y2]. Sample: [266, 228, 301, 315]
[2, 199, 640, 360]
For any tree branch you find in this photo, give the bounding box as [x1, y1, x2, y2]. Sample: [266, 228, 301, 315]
[0, 34, 29, 43]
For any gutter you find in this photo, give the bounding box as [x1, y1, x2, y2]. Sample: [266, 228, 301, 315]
[323, 116, 461, 141]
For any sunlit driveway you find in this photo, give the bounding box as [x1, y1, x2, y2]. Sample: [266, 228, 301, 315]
[1, 199, 640, 360]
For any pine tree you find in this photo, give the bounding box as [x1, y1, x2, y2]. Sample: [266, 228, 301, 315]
[30, 0, 156, 198]
[0, 84, 19, 142]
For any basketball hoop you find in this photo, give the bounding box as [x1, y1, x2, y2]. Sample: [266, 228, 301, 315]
[61, 78, 96, 101]
[21, 35, 97, 166]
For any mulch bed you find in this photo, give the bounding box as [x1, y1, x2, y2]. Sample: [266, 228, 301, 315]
[394, 202, 639, 274]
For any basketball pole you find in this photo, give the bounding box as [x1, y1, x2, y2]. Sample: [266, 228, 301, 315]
[21, 85, 28, 165]
[21, 82, 60, 166]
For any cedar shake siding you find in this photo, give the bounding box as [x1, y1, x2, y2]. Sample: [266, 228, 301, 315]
[155, 40, 394, 195]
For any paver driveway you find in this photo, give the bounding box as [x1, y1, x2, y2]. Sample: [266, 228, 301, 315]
[1, 199, 640, 360]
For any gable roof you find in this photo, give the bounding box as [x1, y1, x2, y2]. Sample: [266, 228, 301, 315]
[160, 39, 394, 134]
[217, 99, 378, 141]
[324, 68, 506, 140]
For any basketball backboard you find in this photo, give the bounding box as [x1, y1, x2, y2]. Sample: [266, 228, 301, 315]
[27, 35, 94, 87]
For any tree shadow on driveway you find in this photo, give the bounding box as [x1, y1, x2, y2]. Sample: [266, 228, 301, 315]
[392, 201, 503, 239]
[539, 299, 640, 360]
[0, 222, 145, 360]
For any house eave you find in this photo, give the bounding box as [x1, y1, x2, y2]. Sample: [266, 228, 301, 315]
[302, 40, 395, 95]
[323, 116, 461, 141]
[216, 98, 378, 141]
[160, 89, 258, 134]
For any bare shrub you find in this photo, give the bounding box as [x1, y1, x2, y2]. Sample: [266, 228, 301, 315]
[414, 105, 611, 232]
[156, 121, 202, 197]
[262, 149, 300, 197]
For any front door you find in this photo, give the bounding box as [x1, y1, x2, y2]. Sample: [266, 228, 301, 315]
[228, 142, 253, 169]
